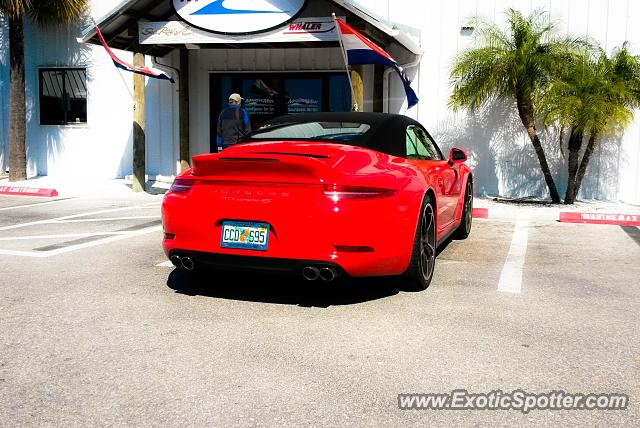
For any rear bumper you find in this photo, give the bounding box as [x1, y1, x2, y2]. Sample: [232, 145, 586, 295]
[161, 185, 423, 277]
[168, 249, 346, 276]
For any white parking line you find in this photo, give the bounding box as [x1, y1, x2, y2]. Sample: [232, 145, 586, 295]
[52, 216, 159, 224]
[497, 216, 530, 294]
[0, 225, 162, 258]
[0, 232, 139, 241]
[0, 198, 75, 211]
[0, 202, 163, 257]
[156, 260, 174, 267]
[0, 203, 161, 231]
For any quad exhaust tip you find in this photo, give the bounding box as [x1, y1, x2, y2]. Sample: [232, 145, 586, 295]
[302, 266, 320, 281]
[302, 266, 337, 282]
[170, 255, 182, 268]
[181, 257, 195, 271]
[318, 267, 337, 282]
[171, 255, 194, 271]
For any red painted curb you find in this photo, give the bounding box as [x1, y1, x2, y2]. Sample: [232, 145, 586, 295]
[472, 207, 489, 218]
[0, 185, 59, 197]
[559, 212, 640, 226]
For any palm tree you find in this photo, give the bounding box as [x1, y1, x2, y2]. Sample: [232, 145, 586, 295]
[541, 44, 640, 204]
[1, 0, 88, 181]
[449, 8, 583, 203]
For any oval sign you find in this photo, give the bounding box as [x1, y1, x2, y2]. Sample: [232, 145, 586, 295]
[172, 0, 308, 35]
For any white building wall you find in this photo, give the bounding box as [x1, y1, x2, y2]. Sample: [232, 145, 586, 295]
[0, 0, 180, 180]
[145, 50, 180, 178]
[21, 18, 131, 179]
[367, 0, 640, 203]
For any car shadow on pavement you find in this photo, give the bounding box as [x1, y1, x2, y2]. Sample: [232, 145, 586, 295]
[166, 269, 400, 308]
[436, 236, 454, 256]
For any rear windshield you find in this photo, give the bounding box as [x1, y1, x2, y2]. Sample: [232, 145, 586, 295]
[244, 121, 372, 143]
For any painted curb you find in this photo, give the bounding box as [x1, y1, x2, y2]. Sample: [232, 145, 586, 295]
[0, 185, 59, 197]
[559, 212, 640, 226]
[472, 207, 489, 218]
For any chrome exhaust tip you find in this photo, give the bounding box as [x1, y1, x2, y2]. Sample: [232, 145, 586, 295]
[181, 256, 195, 271]
[318, 267, 337, 282]
[170, 255, 182, 268]
[302, 266, 320, 281]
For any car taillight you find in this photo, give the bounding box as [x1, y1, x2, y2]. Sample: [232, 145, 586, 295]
[323, 185, 396, 201]
[169, 178, 195, 194]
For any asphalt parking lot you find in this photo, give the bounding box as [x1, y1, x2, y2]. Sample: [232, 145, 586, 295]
[0, 195, 638, 426]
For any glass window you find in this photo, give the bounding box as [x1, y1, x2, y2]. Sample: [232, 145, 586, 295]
[406, 125, 442, 160]
[285, 79, 322, 114]
[242, 78, 279, 121]
[218, 76, 232, 111]
[248, 121, 371, 142]
[329, 75, 351, 112]
[39, 68, 87, 125]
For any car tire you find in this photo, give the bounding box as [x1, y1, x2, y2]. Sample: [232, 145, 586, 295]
[453, 179, 473, 240]
[400, 194, 437, 292]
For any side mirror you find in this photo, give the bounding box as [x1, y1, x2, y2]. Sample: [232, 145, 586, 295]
[449, 148, 467, 164]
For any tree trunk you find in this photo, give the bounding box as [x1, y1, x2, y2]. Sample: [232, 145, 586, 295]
[8, 16, 27, 181]
[132, 49, 146, 192]
[515, 97, 561, 203]
[573, 133, 598, 199]
[563, 130, 583, 205]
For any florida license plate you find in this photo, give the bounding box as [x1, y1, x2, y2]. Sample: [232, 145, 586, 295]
[220, 221, 270, 251]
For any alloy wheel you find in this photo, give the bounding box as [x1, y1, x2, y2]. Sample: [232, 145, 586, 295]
[464, 182, 473, 233]
[419, 203, 436, 281]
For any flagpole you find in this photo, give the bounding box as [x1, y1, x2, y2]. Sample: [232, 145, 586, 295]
[332, 13, 356, 111]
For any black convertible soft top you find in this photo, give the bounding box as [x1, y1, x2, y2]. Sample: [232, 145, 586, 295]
[242, 112, 426, 158]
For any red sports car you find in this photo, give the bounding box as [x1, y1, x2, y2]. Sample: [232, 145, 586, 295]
[162, 112, 473, 290]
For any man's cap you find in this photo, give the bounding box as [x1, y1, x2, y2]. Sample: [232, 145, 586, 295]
[229, 93, 243, 103]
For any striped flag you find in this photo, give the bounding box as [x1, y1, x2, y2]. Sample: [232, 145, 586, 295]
[94, 23, 175, 83]
[334, 17, 418, 109]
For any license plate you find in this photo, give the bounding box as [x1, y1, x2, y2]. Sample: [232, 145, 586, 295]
[220, 221, 270, 251]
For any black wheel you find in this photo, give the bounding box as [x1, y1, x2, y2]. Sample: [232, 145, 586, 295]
[453, 179, 473, 240]
[401, 195, 437, 291]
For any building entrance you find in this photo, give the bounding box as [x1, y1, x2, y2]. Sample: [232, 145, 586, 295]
[210, 72, 351, 152]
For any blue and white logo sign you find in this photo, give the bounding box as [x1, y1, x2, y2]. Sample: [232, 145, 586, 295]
[172, 0, 308, 35]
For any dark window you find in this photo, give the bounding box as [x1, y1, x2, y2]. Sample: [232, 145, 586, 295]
[210, 72, 351, 151]
[406, 125, 443, 160]
[39, 68, 87, 125]
[248, 121, 372, 143]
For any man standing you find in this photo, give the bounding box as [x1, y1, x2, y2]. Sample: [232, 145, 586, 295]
[216, 93, 251, 151]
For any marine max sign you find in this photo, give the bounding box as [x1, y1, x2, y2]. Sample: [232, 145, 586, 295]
[172, 0, 308, 35]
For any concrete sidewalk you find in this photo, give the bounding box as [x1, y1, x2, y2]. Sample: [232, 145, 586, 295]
[0, 175, 170, 199]
[474, 196, 640, 221]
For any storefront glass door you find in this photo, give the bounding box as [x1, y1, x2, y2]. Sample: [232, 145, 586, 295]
[210, 72, 350, 151]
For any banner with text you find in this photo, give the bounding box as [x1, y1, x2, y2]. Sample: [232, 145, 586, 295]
[139, 18, 341, 45]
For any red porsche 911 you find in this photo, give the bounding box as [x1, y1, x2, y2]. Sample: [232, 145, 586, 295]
[162, 112, 473, 290]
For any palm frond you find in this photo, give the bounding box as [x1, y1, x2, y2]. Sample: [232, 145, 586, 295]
[0, 0, 32, 18]
[1, 0, 87, 24]
[28, 0, 88, 26]
[449, 7, 589, 113]
[541, 42, 640, 138]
